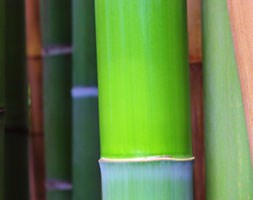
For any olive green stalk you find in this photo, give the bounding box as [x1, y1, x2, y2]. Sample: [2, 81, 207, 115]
[95, 0, 193, 199]
[203, 0, 253, 199]
[40, 0, 72, 199]
[4, 0, 29, 199]
[0, 109, 4, 200]
[0, 0, 5, 197]
[72, 0, 101, 199]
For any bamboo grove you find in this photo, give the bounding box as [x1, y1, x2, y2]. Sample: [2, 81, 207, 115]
[0, 0, 252, 200]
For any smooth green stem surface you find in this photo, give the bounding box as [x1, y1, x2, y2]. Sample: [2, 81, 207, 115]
[95, 0, 192, 159]
[72, 0, 100, 199]
[0, 0, 4, 198]
[40, 0, 72, 199]
[72, 98, 101, 199]
[43, 56, 72, 200]
[0, 110, 4, 200]
[203, 0, 253, 199]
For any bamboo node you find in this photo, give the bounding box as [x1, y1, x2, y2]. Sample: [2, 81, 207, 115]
[99, 156, 195, 163]
[46, 179, 72, 191]
[71, 86, 98, 98]
[42, 45, 72, 57]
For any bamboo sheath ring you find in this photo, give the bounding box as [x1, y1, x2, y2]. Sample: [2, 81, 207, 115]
[100, 156, 195, 163]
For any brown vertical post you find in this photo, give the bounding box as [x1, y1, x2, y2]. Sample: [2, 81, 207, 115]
[25, 0, 45, 199]
[228, 0, 253, 166]
[188, 0, 205, 199]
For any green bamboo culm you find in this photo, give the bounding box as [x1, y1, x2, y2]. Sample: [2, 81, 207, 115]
[0, 0, 4, 198]
[4, 0, 29, 199]
[40, 0, 72, 199]
[0, 109, 4, 200]
[202, 0, 253, 199]
[95, 0, 194, 199]
[72, 0, 101, 199]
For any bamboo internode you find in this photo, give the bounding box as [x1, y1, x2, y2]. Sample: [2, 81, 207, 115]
[40, 0, 72, 199]
[228, 0, 253, 167]
[72, 0, 101, 198]
[96, 0, 193, 199]
[203, 0, 253, 198]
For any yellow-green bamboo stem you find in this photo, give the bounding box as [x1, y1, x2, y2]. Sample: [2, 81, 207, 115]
[95, 0, 193, 199]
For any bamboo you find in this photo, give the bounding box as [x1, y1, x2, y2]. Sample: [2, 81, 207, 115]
[203, 0, 253, 199]
[95, 0, 193, 199]
[4, 0, 29, 199]
[187, 0, 205, 199]
[187, 0, 202, 63]
[100, 159, 193, 200]
[227, 0, 253, 166]
[0, 0, 4, 198]
[0, 109, 4, 200]
[25, 0, 45, 199]
[190, 63, 205, 200]
[72, 0, 100, 199]
[40, 0, 72, 199]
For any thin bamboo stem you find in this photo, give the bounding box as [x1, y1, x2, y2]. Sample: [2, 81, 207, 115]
[4, 0, 29, 198]
[40, 0, 72, 198]
[25, 0, 45, 199]
[72, 0, 100, 199]
[187, 0, 205, 198]
[190, 63, 205, 200]
[227, 0, 253, 166]
[187, 0, 202, 63]
[203, 0, 253, 198]
[0, 109, 5, 200]
[0, 0, 5, 198]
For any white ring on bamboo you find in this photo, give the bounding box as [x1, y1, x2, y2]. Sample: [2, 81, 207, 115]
[100, 156, 195, 163]
[72, 86, 98, 98]
[43, 45, 72, 56]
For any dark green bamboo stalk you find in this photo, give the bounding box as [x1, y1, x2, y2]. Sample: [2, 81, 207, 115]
[203, 0, 253, 199]
[4, 0, 29, 199]
[72, 0, 100, 199]
[0, 109, 4, 200]
[0, 0, 4, 197]
[40, 0, 72, 199]
[95, 0, 193, 199]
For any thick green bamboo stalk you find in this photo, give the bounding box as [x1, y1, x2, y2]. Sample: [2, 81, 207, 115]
[203, 0, 253, 199]
[4, 0, 29, 199]
[40, 0, 72, 199]
[95, 0, 193, 199]
[0, 0, 4, 198]
[72, 0, 100, 199]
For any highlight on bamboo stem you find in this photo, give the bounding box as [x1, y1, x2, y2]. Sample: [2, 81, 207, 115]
[203, 0, 253, 199]
[227, 0, 253, 166]
[4, 0, 30, 199]
[72, 0, 101, 199]
[40, 0, 72, 199]
[95, 0, 194, 199]
[25, 0, 45, 199]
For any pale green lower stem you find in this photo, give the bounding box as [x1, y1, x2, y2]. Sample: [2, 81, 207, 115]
[100, 158, 194, 200]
